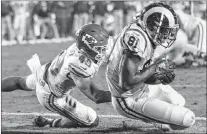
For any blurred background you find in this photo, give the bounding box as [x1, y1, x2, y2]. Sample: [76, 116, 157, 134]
[1, 2, 206, 132]
[1, 1, 207, 67]
[2, 1, 206, 40]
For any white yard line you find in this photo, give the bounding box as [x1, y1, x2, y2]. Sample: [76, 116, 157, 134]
[171, 85, 206, 88]
[2, 112, 206, 121]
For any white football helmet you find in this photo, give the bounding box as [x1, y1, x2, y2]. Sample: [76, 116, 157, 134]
[138, 2, 179, 48]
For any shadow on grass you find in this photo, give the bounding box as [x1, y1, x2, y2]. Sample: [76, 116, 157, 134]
[85, 126, 164, 134]
[2, 125, 165, 134]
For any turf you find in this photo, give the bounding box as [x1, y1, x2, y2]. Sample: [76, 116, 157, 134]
[1, 114, 206, 134]
[1, 41, 207, 133]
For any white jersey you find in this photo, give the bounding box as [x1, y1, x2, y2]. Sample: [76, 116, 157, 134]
[46, 43, 99, 97]
[106, 22, 154, 97]
[176, 10, 206, 53]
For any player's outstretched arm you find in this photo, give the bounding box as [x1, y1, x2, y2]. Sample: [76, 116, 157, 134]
[87, 81, 111, 104]
[71, 73, 111, 104]
[1, 76, 32, 92]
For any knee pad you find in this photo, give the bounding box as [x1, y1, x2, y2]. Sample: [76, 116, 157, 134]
[169, 110, 195, 130]
[87, 107, 98, 125]
[170, 106, 195, 127]
[182, 110, 195, 127]
[90, 116, 99, 127]
[142, 98, 195, 127]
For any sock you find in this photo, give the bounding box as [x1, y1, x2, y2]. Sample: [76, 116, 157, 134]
[50, 118, 62, 127]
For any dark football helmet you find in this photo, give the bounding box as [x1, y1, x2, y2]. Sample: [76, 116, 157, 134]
[139, 2, 179, 48]
[76, 24, 110, 64]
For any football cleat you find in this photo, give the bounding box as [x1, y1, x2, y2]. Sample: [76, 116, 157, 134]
[153, 123, 171, 132]
[33, 116, 52, 127]
[90, 116, 99, 128]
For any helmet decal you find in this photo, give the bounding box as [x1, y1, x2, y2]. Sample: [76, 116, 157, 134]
[143, 7, 175, 27]
[76, 24, 110, 65]
[75, 29, 81, 36]
[82, 34, 98, 48]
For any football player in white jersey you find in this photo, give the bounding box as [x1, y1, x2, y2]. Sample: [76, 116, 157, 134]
[106, 2, 195, 131]
[2, 24, 112, 128]
[155, 1, 206, 67]
[10, 1, 30, 41]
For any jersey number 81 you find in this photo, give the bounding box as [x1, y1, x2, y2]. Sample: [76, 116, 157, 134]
[127, 36, 136, 46]
[123, 33, 139, 51]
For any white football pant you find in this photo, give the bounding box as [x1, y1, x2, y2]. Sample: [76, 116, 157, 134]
[25, 54, 98, 126]
[112, 84, 195, 130]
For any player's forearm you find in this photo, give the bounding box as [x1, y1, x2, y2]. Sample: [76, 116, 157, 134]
[89, 82, 111, 104]
[129, 64, 156, 85]
[79, 81, 111, 104]
[121, 50, 157, 88]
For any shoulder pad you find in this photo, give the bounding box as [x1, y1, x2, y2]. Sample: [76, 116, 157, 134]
[68, 52, 98, 78]
[50, 50, 67, 75]
[122, 27, 148, 57]
[66, 43, 78, 55]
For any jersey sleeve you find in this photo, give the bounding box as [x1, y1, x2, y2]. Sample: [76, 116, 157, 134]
[121, 28, 148, 58]
[49, 50, 67, 76]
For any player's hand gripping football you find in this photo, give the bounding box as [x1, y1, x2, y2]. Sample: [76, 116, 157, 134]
[154, 59, 176, 84]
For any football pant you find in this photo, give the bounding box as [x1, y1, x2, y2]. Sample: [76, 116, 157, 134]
[112, 84, 195, 129]
[25, 54, 98, 127]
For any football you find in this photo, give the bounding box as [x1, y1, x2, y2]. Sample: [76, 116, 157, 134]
[144, 74, 162, 85]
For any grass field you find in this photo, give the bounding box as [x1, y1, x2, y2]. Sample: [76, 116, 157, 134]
[1, 41, 207, 133]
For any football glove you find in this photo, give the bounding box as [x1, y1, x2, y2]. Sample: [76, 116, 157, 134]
[154, 59, 176, 84]
[144, 59, 176, 85]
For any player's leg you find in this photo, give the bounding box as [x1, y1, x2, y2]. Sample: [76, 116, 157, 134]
[166, 30, 188, 65]
[6, 15, 15, 40]
[40, 20, 48, 39]
[140, 97, 195, 130]
[33, 18, 41, 38]
[53, 94, 99, 128]
[19, 15, 27, 41]
[34, 72, 99, 128]
[13, 14, 21, 40]
[33, 88, 80, 128]
[145, 84, 194, 130]
[2, 17, 7, 40]
[2, 54, 50, 93]
[34, 115, 80, 128]
[148, 84, 186, 106]
[112, 95, 195, 130]
[35, 90, 99, 128]
[44, 17, 59, 39]
[190, 21, 206, 54]
[1, 55, 49, 93]
[171, 29, 205, 66]
[147, 84, 195, 130]
[48, 20, 60, 39]
[154, 29, 191, 66]
[1, 74, 36, 92]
